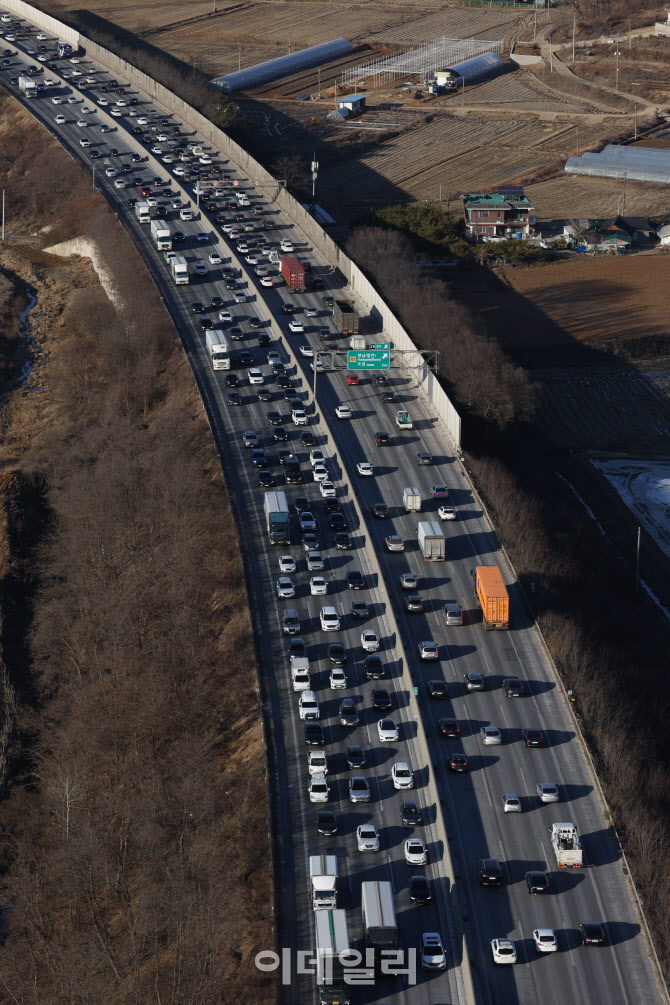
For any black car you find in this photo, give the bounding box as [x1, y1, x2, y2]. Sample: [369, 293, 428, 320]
[227, 391, 242, 406]
[334, 533, 352, 550]
[273, 426, 288, 442]
[448, 752, 468, 773]
[257, 469, 274, 486]
[225, 280, 238, 290]
[328, 643, 347, 665]
[277, 449, 293, 465]
[371, 688, 391, 711]
[522, 728, 545, 747]
[267, 411, 282, 426]
[525, 871, 550, 895]
[382, 391, 398, 404]
[285, 463, 302, 485]
[225, 372, 240, 388]
[210, 295, 224, 309]
[401, 801, 422, 827]
[438, 718, 460, 738]
[263, 220, 275, 230]
[339, 699, 359, 727]
[372, 372, 388, 385]
[364, 654, 384, 680]
[173, 231, 185, 243]
[316, 809, 337, 835]
[502, 676, 524, 698]
[294, 497, 309, 513]
[199, 318, 214, 330]
[409, 876, 431, 905]
[155, 205, 167, 217]
[329, 512, 346, 531]
[428, 680, 449, 699]
[229, 327, 244, 340]
[305, 723, 325, 746]
[580, 922, 606, 946]
[346, 570, 365, 590]
[281, 303, 296, 314]
[300, 431, 316, 447]
[351, 601, 369, 619]
[258, 333, 272, 347]
[249, 317, 263, 329]
[90, 151, 101, 160]
[126, 196, 136, 207]
[289, 638, 307, 659]
[323, 497, 341, 513]
[191, 302, 205, 314]
[257, 388, 272, 401]
[238, 351, 254, 366]
[346, 745, 366, 769]
[276, 374, 291, 389]
[371, 502, 388, 518]
[477, 858, 504, 887]
[376, 431, 391, 446]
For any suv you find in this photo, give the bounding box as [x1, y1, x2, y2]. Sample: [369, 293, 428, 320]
[502, 676, 524, 697]
[282, 610, 300, 635]
[477, 858, 504, 887]
[320, 606, 340, 631]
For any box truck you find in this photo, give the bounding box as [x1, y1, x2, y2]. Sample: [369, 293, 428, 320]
[333, 300, 359, 335]
[205, 330, 230, 370]
[314, 909, 352, 1005]
[263, 491, 290, 545]
[473, 565, 509, 630]
[170, 256, 189, 285]
[150, 219, 171, 250]
[309, 855, 337, 910]
[361, 881, 399, 975]
[403, 487, 421, 512]
[280, 256, 306, 293]
[417, 521, 445, 561]
[18, 75, 38, 97]
[134, 201, 151, 224]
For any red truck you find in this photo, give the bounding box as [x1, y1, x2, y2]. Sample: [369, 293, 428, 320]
[473, 566, 509, 630]
[280, 256, 306, 293]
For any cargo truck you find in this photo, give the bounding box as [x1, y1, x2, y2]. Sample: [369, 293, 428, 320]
[403, 487, 421, 512]
[349, 335, 366, 350]
[170, 256, 189, 285]
[361, 881, 399, 976]
[395, 410, 413, 429]
[550, 822, 582, 868]
[280, 256, 306, 293]
[314, 909, 352, 1005]
[18, 75, 38, 97]
[309, 855, 338, 910]
[205, 330, 230, 370]
[263, 490, 290, 545]
[150, 219, 171, 250]
[333, 300, 359, 335]
[473, 565, 509, 630]
[417, 521, 446, 561]
[134, 201, 151, 224]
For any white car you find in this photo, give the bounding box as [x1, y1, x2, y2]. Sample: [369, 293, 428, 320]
[312, 463, 328, 483]
[537, 783, 560, 803]
[79, 138, 91, 148]
[105, 167, 116, 177]
[208, 252, 222, 264]
[298, 690, 319, 720]
[51, 96, 64, 105]
[308, 751, 327, 776]
[299, 345, 313, 357]
[502, 793, 522, 813]
[420, 932, 447, 971]
[110, 109, 122, 117]
[309, 449, 325, 466]
[361, 630, 379, 652]
[54, 114, 65, 124]
[245, 254, 259, 265]
[306, 551, 324, 571]
[174, 165, 185, 176]
[310, 576, 327, 596]
[357, 824, 380, 852]
[161, 154, 174, 164]
[279, 555, 296, 574]
[219, 311, 233, 324]
[335, 404, 352, 420]
[276, 577, 294, 599]
[329, 667, 347, 689]
[97, 97, 108, 105]
[234, 293, 247, 304]
[480, 726, 502, 745]
[116, 99, 127, 107]
[193, 262, 207, 276]
[248, 369, 264, 385]
[76, 119, 88, 128]
[392, 762, 414, 790]
[319, 481, 335, 499]
[404, 838, 427, 866]
[180, 208, 193, 221]
[137, 116, 148, 125]
[113, 178, 125, 189]
[281, 239, 294, 252]
[418, 641, 439, 660]
[308, 772, 329, 803]
[356, 461, 373, 476]
[491, 938, 517, 964]
[320, 607, 340, 631]
[292, 409, 308, 426]
[377, 718, 399, 742]
[288, 320, 304, 333]
[533, 929, 557, 953]
[438, 504, 457, 520]
[81, 106, 94, 114]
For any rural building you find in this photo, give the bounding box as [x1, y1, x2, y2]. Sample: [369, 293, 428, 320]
[657, 223, 670, 246]
[461, 186, 534, 239]
[565, 216, 656, 245]
[432, 51, 503, 90]
[336, 93, 367, 114]
[210, 37, 353, 93]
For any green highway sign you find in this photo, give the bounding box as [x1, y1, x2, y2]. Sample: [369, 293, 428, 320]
[373, 343, 391, 350]
[348, 349, 390, 370]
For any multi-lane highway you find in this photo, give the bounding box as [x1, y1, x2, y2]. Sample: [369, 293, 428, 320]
[1, 14, 666, 1005]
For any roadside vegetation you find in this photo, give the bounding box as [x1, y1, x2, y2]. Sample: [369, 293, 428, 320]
[0, 92, 271, 1002]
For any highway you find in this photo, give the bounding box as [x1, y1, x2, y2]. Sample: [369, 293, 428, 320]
[0, 15, 665, 1005]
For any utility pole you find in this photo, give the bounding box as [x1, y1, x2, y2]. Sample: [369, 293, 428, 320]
[238, 46, 241, 72]
[288, 31, 291, 54]
[439, 184, 442, 207]
[634, 103, 637, 140]
[629, 22, 631, 49]
[317, 67, 321, 97]
[533, 1, 537, 43]
[92, 163, 96, 192]
[576, 126, 579, 156]
[550, 38, 553, 73]
[635, 525, 641, 592]
[572, 14, 576, 64]
[462, 75, 465, 105]
[310, 154, 318, 216]
[622, 172, 627, 215]
[616, 31, 619, 91]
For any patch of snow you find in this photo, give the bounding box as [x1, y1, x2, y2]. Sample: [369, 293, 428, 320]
[592, 459, 670, 559]
[43, 238, 121, 306]
[555, 473, 606, 536]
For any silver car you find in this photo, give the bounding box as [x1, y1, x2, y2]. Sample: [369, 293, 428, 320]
[349, 776, 370, 803]
[537, 783, 560, 803]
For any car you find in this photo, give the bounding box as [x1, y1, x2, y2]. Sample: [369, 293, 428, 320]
[371, 502, 388, 518]
[193, 262, 207, 276]
[525, 871, 550, 895]
[304, 723, 325, 746]
[502, 676, 524, 698]
[316, 809, 337, 836]
[227, 392, 242, 406]
[448, 751, 468, 773]
[351, 601, 369, 620]
[266, 410, 282, 426]
[302, 532, 319, 552]
[419, 641, 439, 661]
[345, 374, 359, 386]
[346, 745, 365, 769]
[444, 602, 463, 626]
[580, 922, 606, 946]
[299, 345, 313, 358]
[276, 577, 294, 599]
[281, 239, 294, 252]
[377, 717, 398, 742]
[319, 480, 335, 498]
[375, 431, 391, 446]
[245, 254, 258, 266]
[173, 232, 185, 243]
[298, 690, 319, 721]
[257, 469, 274, 486]
[309, 772, 330, 803]
[428, 680, 448, 699]
[299, 510, 317, 533]
[522, 728, 545, 747]
[208, 251, 222, 265]
[416, 452, 433, 465]
[54, 113, 65, 124]
[335, 404, 352, 420]
[356, 461, 374, 478]
[329, 667, 347, 689]
[405, 838, 427, 866]
[310, 576, 327, 596]
[399, 800, 422, 828]
[409, 876, 431, 905]
[357, 824, 379, 852]
[431, 484, 449, 499]
[481, 725, 502, 745]
[279, 555, 296, 574]
[385, 535, 404, 552]
[195, 232, 208, 244]
[537, 782, 560, 803]
[248, 369, 263, 384]
[502, 793, 522, 813]
[392, 762, 414, 789]
[179, 208, 193, 221]
[364, 654, 384, 680]
[346, 570, 364, 591]
[477, 858, 504, 886]
[400, 573, 418, 591]
[328, 643, 347, 665]
[420, 932, 446, 971]
[306, 551, 323, 571]
[533, 929, 557, 953]
[339, 698, 358, 727]
[491, 939, 517, 965]
[309, 449, 325, 467]
[382, 390, 397, 403]
[288, 320, 304, 333]
[361, 630, 379, 652]
[405, 593, 423, 613]
[371, 688, 391, 711]
[260, 276, 274, 287]
[257, 387, 272, 402]
[312, 463, 328, 483]
[233, 293, 247, 304]
[438, 718, 460, 738]
[105, 167, 117, 178]
[439, 502, 458, 520]
[349, 776, 370, 803]
[464, 672, 484, 692]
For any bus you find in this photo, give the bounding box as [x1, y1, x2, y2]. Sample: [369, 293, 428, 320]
[56, 41, 73, 58]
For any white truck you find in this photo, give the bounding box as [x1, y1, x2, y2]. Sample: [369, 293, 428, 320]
[551, 822, 583, 868]
[309, 855, 337, 910]
[170, 256, 189, 285]
[361, 880, 399, 971]
[135, 201, 151, 224]
[395, 410, 413, 429]
[403, 487, 421, 512]
[205, 330, 230, 370]
[150, 219, 171, 251]
[418, 520, 446, 561]
[314, 909, 352, 1005]
[349, 335, 366, 350]
[18, 75, 38, 98]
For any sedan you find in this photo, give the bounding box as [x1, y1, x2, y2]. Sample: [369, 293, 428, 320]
[312, 464, 328, 483]
[357, 824, 379, 852]
[491, 939, 517, 965]
[438, 718, 460, 738]
[193, 262, 207, 276]
[533, 929, 557, 953]
[348, 776, 370, 803]
[382, 390, 397, 403]
[361, 630, 379, 652]
[299, 345, 314, 357]
[420, 932, 446, 971]
[428, 680, 448, 699]
[227, 392, 242, 406]
[377, 718, 398, 742]
[356, 461, 373, 476]
[438, 504, 457, 520]
[335, 404, 352, 420]
[431, 484, 449, 498]
[208, 252, 222, 264]
[310, 576, 327, 596]
[419, 641, 439, 661]
[448, 751, 468, 773]
[371, 502, 388, 518]
[478, 858, 504, 886]
[416, 451, 433, 465]
[502, 676, 524, 698]
[580, 922, 606, 947]
[385, 535, 404, 552]
[257, 469, 274, 486]
[409, 876, 432, 905]
[525, 871, 550, 895]
[288, 320, 304, 333]
[480, 726, 502, 745]
[304, 723, 325, 746]
[260, 276, 274, 287]
[279, 555, 296, 574]
[400, 573, 418, 590]
[405, 839, 427, 866]
[401, 800, 422, 827]
[371, 688, 391, 711]
[351, 601, 369, 620]
[329, 667, 347, 689]
[537, 782, 560, 803]
[339, 699, 359, 727]
[328, 643, 347, 665]
[276, 577, 294, 599]
[522, 728, 545, 747]
[346, 745, 365, 769]
[346, 374, 359, 385]
[346, 570, 364, 591]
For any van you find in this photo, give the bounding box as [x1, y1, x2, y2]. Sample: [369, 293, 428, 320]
[299, 690, 320, 720]
[283, 609, 301, 635]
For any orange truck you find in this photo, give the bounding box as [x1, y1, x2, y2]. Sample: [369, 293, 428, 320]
[474, 565, 509, 630]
